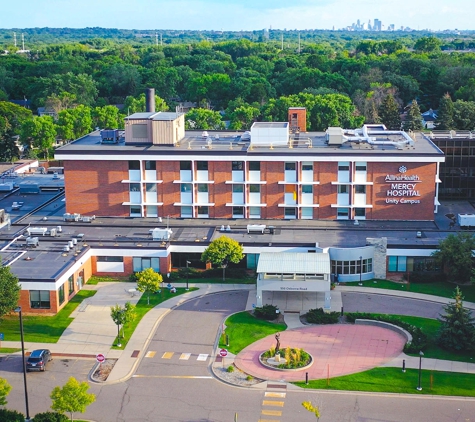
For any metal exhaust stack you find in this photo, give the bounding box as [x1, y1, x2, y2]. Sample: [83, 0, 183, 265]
[145, 88, 155, 113]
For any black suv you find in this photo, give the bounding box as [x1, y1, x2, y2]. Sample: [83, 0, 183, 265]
[26, 349, 52, 372]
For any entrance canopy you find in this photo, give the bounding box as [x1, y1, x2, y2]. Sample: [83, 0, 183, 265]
[256, 253, 331, 308]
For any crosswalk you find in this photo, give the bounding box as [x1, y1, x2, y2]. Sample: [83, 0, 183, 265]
[145, 351, 210, 362]
[258, 385, 287, 422]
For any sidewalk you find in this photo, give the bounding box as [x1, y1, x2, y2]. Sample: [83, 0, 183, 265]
[4, 283, 475, 387]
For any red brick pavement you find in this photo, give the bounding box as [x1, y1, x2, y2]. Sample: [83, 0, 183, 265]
[234, 324, 406, 382]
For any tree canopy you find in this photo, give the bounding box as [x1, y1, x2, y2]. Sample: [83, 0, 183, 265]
[0, 264, 21, 319]
[50, 377, 96, 421]
[201, 236, 244, 281]
[0, 377, 12, 406]
[136, 268, 162, 304]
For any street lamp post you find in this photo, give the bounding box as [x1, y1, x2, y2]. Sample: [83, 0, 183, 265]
[417, 350, 424, 391]
[14, 306, 30, 421]
[359, 256, 363, 286]
[186, 260, 191, 291]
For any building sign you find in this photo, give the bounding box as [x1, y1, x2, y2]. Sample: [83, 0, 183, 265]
[384, 166, 421, 205]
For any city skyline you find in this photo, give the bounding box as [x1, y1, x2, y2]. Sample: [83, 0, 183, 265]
[1, 0, 473, 32]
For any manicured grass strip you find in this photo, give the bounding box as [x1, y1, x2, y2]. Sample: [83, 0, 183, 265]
[0, 290, 97, 343]
[219, 311, 286, 355]
[111, 288, 198, 350]
[294, 367, 475, 396]
[344, 279, 475, 302]
[0, 348, 21, 353]
[87, 276, 129, 285]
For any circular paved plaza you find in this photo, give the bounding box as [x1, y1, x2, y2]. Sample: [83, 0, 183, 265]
[234, 324, 406, 382]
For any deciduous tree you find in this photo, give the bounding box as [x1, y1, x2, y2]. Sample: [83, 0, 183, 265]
[432, 233, 475, 283]
[0, 377, 12, 406]
[20, 115, 57, 160]
[136, 268, 162, 305]
[185, 108, 225, 130]
[50, 377, 96, 422]
[0, 264, 21, 319]
[201, 236, 244, 281]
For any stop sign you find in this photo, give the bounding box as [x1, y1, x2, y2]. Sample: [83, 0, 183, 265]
[96, 353, 105, 363]
[219, 348, 228, 357]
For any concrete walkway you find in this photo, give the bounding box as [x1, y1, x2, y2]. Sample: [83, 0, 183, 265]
[4, 283, 475, 387]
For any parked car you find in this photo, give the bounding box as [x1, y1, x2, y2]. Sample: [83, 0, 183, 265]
[26, 349, 52, 372]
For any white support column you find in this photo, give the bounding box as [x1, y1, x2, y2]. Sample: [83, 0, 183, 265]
[324, 291, 331, 310]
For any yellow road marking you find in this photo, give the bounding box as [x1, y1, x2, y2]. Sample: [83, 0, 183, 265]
[262, 400, 284, 407]
[261, 409, 282, 416]
[162, 352, 174, 359]
[258, 419, 280, 422]
[265, 392, 286, 398]
[179, 353, 191, 360]
[145, 351, 156, 358]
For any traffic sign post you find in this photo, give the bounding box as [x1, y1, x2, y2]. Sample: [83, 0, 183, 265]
[219, 348, 227, 368]
[96, 353, 105, 363]
[0, 332, 3, 348]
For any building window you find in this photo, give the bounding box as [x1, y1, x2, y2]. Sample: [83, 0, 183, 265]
[338, 162, 349, 171]
[97, 256, 124, 262]
[58, 284, 65, 305]
[197, 161, 208, 170]
[233, 207, 244, 218]
[197, 206, 208, 217]
[338, 185, 349, 194]
[249, 162, 260, 171]
[130, 183, 140, 192]
[355, 162, 367, 171]
[181, 206, 192, 217]
[284, 208, 296, 218]
[337, 208, 349, 218]
[232, 161, 243, 170]
[130, 206, 141, 216]
[302, 185, 313, 194]
[301, 207, 313, 219]
[146, 183, 157, 192]
[302, 162, 313, 171]
[249, 184, 260, 193]
[355, 185, 366, 194]
[331, 258, 373, 275]
[133, 257, 160, 272]
[68, 275, 74, 296]
[181, 183, 192, 192]
[388, 256, 407, 272]
[232, 184, 244, 193]
[285, 162, 296, 171]
[354, 208, 366, 218]
[249, 207, 261, 218]
[30, 290, 50, 309]
[145, 161, 156, 170]
[180, 161, 191, 170]
[128, 161, 140, 170]
[197, 184, 208, 193]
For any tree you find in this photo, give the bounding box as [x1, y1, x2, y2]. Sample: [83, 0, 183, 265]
[57, 105, 93, 141]
[403, 99, 423, 131]
[453, 100, 475, 130]
[437, 287, 475, 352]
[92, 105, 123, 130]
[50, 377, 96, 422]
[201, 236, 244, 281]
[435, 93, 455, 130]
[123, 93, 168, 115]
[185, 108, 225, 130]
[432, 233, 475, 283]
[136, 268, 162, 305]
[0, 377, 12, 406]
[378, 94, 401, 130]
[0, 101, 33, 161]
[0, 265, 21, 319]
[413, 36, 442, 53]
[110, 301, 136, 342]
[302, 401, 320, 420]
[20, 115, 57, 160]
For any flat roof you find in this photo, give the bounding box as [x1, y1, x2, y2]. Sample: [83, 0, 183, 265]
[257, 252, 330, 274]
[252, 122, 288, 129]
[125, 111, 181, 121]
[55, 129, 445, 158]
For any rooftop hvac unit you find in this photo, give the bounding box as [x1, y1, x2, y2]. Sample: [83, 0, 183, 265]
[151, 228, 172, 241]
[26, 237, 39, 247]
[100, 129, 120, 144]
[63, 245, 70, 252]
[27, 227, 48, 236]
[63, 213, 80, 222]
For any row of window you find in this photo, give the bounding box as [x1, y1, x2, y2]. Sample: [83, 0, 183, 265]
[331, 258, 373, 275]
[388, 256, 440, 272]
[129, 161, 368, 172]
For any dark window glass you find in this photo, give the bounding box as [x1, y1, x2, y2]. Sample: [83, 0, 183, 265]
[145, 161, 156, 170]
[197, 161, 208, 170]
[180, 161, 191, 170]
[232, 161, 243, 170]
[285, 162, 296, 171]
[249, 162, 260, 171]
[128, 161, 140, 170]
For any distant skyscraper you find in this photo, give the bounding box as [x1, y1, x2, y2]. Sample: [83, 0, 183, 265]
[374, 18, 382, 31]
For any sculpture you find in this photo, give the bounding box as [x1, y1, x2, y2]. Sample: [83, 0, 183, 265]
[275, 333, 281, 355]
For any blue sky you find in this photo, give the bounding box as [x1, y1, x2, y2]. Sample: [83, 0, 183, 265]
[1, 0, 473, 31]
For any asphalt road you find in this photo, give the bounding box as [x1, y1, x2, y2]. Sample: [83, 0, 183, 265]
[2, 291, 475, 421]
[342, 292, 445, 319]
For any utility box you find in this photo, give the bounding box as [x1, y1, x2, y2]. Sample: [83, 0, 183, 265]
[458, 214, 475, 228]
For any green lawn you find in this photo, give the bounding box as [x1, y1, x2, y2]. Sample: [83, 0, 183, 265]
[343, 279, 475, 302]
[0, 348, 21, 353]
[294, 367, 475, 396]
[0, 290, 97, 343]
[111, 288, 198, 350]
[219, 311, 287, 355]
[87, 274, 255, 285]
